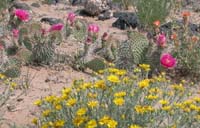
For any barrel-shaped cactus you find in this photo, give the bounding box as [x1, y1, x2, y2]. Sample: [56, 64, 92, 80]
[32, 42, 55, 65]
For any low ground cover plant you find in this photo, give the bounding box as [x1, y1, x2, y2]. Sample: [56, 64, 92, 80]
[33, 65, 200, 128]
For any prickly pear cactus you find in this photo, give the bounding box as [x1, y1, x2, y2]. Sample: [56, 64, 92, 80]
[96, 35, 117, 62]
[18, 22, 42, 50]
[115, 31, 149, 70]
[72, 20, 87, 42]
[49, 31, 63, 45]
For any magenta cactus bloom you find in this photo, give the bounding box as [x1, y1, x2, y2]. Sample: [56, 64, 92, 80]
[160, 53, 177, 69]
[0, 44, 3, 50]
[14, 9, 29, 22]
[67, 12, 76, 25]
[156, 33, 166, 47]
[88, 24, 100, 33]
[49, 23, 64, 32]
[41, 28, 47, 35]
[12, 29, 19, 38]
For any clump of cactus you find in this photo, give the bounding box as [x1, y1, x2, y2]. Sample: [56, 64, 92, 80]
[32, 40, 55, 65]
[72, 20, 87, 42]
[18, 22, 42, 51]
[96, 33, 118, 62]
[115, 31, 149, 70]
[16, 22, 63, 65]
[2, 57, 21, 78]
[65, 12, 87, 42]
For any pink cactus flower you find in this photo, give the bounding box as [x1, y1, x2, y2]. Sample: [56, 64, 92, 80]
[41, 28, 47, 35]
[67, 12, 76, 25]
[160, 53, 176, 69]
[101, 32, 108, 41]
[0, 44, 3, 50]
[12, 29, 19, 38]
[49, 23, 64, 32]
[14, 9, 29, 22]
[88, 24, 99, 33]
[156, 33, 166, 47]
[86, 36, 93, 45]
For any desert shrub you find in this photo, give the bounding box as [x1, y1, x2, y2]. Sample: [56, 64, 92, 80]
[112, 0, 134, 10]
[134, 0, 174, 29]
[33, 65, 199, 128]
[170, 13, 200, 81]
[0, 74, 17, 119]
[0, 0, 12, 12]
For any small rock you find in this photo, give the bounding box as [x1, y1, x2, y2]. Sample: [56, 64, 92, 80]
[98, 10, 113, 20]
[69, 0, 87, 5]
[10, 1, 31, 10]
[193, 4, 200, 12]
[112, 12, 139, 30]
[84, 0, 112, 16]
[40, 17, 63, 25]
[31, 3, 40, 8]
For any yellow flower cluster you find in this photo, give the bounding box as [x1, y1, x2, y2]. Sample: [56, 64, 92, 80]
[139, 64, 151, 72]
[135, 105, 154, 114]
[32, 65, 199, 128]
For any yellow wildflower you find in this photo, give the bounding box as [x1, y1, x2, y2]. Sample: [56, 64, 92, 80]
[107, 119, 118, 128]
[107, 75, 120, 83]
[122, 77, 130, 83]
[171, 84, 184, 92]
[139, 64, 150, 72]
[134, 105, 154, 114]
[66, 98, 77, 107]
[94, 80, 106, 90]
[81, 82, 92, 90]
[73, 116, 87, 127]
[44, 95, 56, 103]
[76, 108, 87, 116]
[10, 82, 17, 88]
[114, 91, 126, 97]
[133, 68, 141, 73]
[115, 69, 126, 76]
[145, 95, 158, 100]
[87, 93, 97, 98]
[99, 115, 110, 125]
[31, 118, 38, 125]
[108, 68, 119, 73]
[193, 97, 200, 103]
[85, 119, 97, 128]
[62, 88, 71, 95]
[129, 124, 142, 128]
[55, 104, 62, 110]
[113, 98, 125, 106]
[138, 79, 150, 88]
[87, 100, 98, 108]
[41, 123, 49, 128]
[34, 99, 42, 106]
[42, 109, 51, 117]
[0, 73, 5, 79]
[159, 100, 169, 105]
[162, 105, 172, 111]
[189, 104, 198, 111]
[54, 120, 65, 128]
[148, 87, 161, 94]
